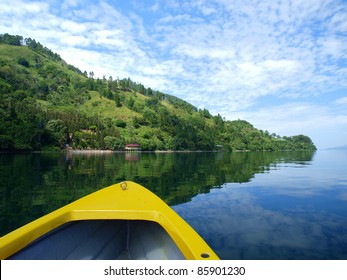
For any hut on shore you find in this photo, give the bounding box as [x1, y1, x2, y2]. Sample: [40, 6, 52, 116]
[125, 143, 141, 151]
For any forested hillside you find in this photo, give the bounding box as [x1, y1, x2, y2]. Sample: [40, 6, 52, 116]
[0, 34, 316, 152]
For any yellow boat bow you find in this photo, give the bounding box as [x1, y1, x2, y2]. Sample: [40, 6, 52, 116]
[0, 181, 219, 260]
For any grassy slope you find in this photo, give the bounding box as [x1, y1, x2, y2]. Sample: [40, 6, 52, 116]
[0, 44, 80, 80]
[81, 91, 141, 120]
[0, 45, 203, 124]
[0, 43, 317, 151]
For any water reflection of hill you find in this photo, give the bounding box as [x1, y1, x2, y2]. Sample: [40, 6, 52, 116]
[65, 151, 316, 205]
[0, 151, 315, 236]
[129, 151, 316, 205]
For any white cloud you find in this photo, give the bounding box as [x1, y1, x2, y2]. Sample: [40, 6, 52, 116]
[148, 0, 346, 106]
[62, 0, 81, 9]
[334, 97, 347, 106]
[60, 35, 89, 47]
[93, 30, 127, 49]
[60, 20, 87, 34]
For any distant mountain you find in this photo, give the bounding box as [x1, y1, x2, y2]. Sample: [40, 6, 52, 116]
[0, 33, 317, 152]
[326, 145, 347, 150]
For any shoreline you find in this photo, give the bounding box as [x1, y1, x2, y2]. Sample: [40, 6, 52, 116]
[66, 149, 223, 154]
[1, 149, 318, 154]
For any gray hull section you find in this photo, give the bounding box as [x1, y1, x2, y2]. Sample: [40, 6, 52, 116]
[9, 220, 185, 260]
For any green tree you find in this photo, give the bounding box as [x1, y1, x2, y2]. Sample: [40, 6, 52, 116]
[104, 136, 124, 150]
[45, 119, 67, 147]
[0, 134, 15, 150]
[17, 57, 30, 68]
[126, 97, 135, 109]
[0, 34, 23, 45]
[114, 91, 122, 107]
[115, 119, 127, 128]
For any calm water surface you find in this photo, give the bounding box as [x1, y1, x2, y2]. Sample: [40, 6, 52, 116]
[1, 150, 346, 259]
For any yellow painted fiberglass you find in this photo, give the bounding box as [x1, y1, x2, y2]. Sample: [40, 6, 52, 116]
[0, 181, 219, 260]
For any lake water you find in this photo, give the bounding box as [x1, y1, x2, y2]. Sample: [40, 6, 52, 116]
[0, 150, 346, 260]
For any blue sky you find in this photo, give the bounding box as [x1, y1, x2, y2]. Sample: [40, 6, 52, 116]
[1, 0, 347, 149]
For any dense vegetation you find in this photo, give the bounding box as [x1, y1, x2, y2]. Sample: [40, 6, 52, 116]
[0, 34, 316, 152]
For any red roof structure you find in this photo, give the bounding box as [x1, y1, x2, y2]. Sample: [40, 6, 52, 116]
[125, 144, 141, 151]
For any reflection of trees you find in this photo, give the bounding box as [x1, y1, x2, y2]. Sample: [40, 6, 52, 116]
[0, 151, 315, 236]
[136, 151, 316, 205]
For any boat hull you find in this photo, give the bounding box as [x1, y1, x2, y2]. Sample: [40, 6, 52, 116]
[9, 220, 185, 260]
[0, 181, 219, 260]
